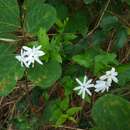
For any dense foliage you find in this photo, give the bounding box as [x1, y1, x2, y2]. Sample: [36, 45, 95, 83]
[0, 0, 130, 130]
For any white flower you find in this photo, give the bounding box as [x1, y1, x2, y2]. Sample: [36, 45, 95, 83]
[16, 45, 45, 68]
[94, 67, 118, 93]
[74, 76, 94, 99]
[94, 80, 110, 93]
[100, 67, 118, 86]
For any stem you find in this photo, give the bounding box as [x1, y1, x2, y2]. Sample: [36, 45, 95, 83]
[90, 92, 95, 109]
[87, 0, 111, 37]
[0, 38, 18, 44]
[77, 0, 111, 45]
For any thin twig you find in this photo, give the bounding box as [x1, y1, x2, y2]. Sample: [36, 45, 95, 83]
[87, 0, 111, 37]
[0, 97, 4, 106]
[120, 47, 130, 63]
[107, 11, 130, 28]
[0, 38, 18, 44]
[107, 30, 116, 52]
[45, 125, 88, 130]
[77, 0, 111, 45]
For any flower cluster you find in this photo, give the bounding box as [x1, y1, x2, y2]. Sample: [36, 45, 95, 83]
[74, 68, 118, 99]
[95, 67, 118, 93]
[16, 45, 45, 68]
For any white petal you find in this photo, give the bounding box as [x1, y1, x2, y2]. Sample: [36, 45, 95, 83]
[86, 89, 92, 96]
[86, 79, 92, 85]
[22, 46, 32, 51]
[95, 88, 100, 92]
[36, 45, 42, 49]
[25, 59, 32, 68]
[112, 76, 118, 83]
[111, 67, 115, 72]
[35, 57, 43, 65]
[100, 75, 107, 80]
[16, 55, 21, 61]
[82, 90, 86, 99]
[87, 84, 94, 88]
[37, 51, 45, 56]
[106, 71, 111, 75]
[106, 81, 111, 87]
[76, 78, 83, 86]
[101, 88, 105, 93]
[78, 89, 82, 95]
[106, 86, 109, 92]
[107, 78, 112, 86]
[113, 71, 118, 76]
[23, 61, 30, 68]
[73, 86, 81, 91]
[83, 75, 87, 84]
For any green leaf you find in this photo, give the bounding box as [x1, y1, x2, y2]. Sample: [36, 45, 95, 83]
[117, 63, 130, 86]
[115, 27, 128, 48]
[94, 53, 119, 75]
[61, 76, 75, 96]
[83, 0, 95, 4]
[51, 51, 62, 63]
[67, 116, 77, 123]
[65, 11, 88, 34]
[50, 36, 62, 63]
[63, 33, 77, 41]
[92, 94, 130, 130]
[28, 60, 62, 89]
[66, 107, 81, 116]
[60, 98, 69, 111]
[0, 0, 19, 38]
[56, 114, 68, 126]
[0, 44, 24, 96]
[38, 28, 50, 51]
[53, 1, 68, 20]
[42, 99, 61, 123]
[25, 1, 57, 33]
[100, 15, 118, 31]
[72, 53, 93, 68]
[51, 109, 63, 123]
[92, 30, 106, 45]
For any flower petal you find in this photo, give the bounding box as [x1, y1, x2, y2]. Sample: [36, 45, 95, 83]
[86, 79, 92, 85]
[112, 76, 118, 83]
[73, 86, 81, 91]
[86, 89, 92, 96]
[100, 75, 107, 80]
[83, 75, 87, 84]
[76, 78, 83, 86]
[35, 57, 43, 65]
[82, 90, 86, 99]
[23, 46, 32, 51]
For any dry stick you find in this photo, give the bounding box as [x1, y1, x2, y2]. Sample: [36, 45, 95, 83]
[87, 0, 111, 37]
[107, 30, 115, 52]
[77, 0, 111, 45]
[0, 97, 4, 106]
[0, 32, 79, 44]
[0, 38, 18, 44]
[46, 125, 88, 130]
[0, 83, 33, 109]
[120, 47, 130, 63]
